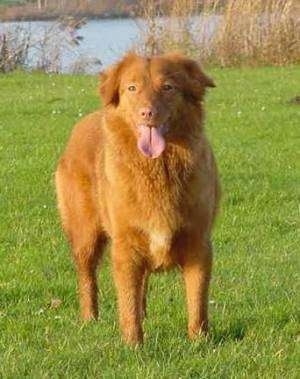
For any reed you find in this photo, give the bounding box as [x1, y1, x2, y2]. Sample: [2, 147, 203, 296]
[137, 0, 300, 67]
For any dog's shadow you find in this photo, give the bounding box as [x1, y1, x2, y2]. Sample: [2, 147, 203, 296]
[147, 319, 249, 350]
[207, 319, 254, 346]
[209, 320, 247, 345]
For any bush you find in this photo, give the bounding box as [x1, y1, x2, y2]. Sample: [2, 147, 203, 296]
[0, 17, 101, 73]
[0, 26, 30, 72]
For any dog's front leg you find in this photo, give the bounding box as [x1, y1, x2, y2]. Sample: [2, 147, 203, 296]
[112, 240, 145, 346]
[181, 238, 213, 339]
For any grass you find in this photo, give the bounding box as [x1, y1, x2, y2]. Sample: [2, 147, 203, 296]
[0, 66, 299, 378]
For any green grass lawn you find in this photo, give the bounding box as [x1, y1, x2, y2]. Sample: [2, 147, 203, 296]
[0, 66, 299, 378]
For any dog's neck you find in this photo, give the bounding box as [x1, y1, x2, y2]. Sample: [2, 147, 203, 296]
[101, 109, 206, 235]
[102, 107, 203, 172]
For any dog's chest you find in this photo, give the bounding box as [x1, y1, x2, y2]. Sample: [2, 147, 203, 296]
[136, 175, 183, 234]
[147, 229, 173, 270]
[134, 157, 189, 224]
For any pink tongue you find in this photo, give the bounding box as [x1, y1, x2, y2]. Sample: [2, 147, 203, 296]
[137, 125, 166, 159]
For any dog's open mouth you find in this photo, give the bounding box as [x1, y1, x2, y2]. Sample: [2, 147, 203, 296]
[137, 124, 167, 159]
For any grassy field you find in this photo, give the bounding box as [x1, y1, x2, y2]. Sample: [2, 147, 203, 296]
[0, 66, 299, 378]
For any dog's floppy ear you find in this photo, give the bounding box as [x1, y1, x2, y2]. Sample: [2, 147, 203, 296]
[182, 57, 216, 89]
[167, 53, 215, 102]
[99, 52, 140, 107]
[99, 63, 122, 106]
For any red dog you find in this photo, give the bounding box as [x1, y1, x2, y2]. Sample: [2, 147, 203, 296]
[56, 53, 220, 345]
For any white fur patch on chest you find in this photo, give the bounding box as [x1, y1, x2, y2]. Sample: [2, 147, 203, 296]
[149, 231, 171, 255]
[146, 229, 175, 270]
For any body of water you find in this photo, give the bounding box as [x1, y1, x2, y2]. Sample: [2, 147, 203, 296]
[74, 18, 140, 67]
[1, 18, 140, 72]
[0, 16, 217, 72]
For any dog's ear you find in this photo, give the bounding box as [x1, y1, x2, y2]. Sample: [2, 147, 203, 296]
[182, 57, 216, 89]
[167, 53, 215, 102]
[99, 52, 140, 107]
[99, 63, 122, 106]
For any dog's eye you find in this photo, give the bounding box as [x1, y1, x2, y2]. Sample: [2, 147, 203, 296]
[162, 84, 173, 91]
[128, 85, 136, 92]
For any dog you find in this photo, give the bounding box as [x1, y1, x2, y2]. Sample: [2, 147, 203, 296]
[55, 52, 220, 346]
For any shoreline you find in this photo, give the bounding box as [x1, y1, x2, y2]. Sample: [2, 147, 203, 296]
[0, 5, 135, 22]
[0, 13, 133, 23]
[0, 14, 133, 23]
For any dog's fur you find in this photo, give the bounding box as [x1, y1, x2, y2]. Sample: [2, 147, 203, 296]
[55, 52, 220, 345]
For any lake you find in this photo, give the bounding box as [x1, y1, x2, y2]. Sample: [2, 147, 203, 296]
[0, 17, 217, 72]
[1, 18, 140, 72]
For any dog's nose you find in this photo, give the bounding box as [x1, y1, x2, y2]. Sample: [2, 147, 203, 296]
[139, 107, 157, 121]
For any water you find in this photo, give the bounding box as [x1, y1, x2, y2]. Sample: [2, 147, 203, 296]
[75, 18, 140, 67]
[0, 18, 140, 72]
[0, 17, 218, 73]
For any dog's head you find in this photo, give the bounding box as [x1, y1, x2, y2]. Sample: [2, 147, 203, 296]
[100, 52, 215, 159]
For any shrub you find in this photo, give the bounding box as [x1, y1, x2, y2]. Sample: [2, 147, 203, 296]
[0, 17, 101, 73]
[0, 26, 30, 72]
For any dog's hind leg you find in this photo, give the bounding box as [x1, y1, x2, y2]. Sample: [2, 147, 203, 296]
[140, 269, 149, 321]
[56, 164, 107, 321]
[73, 231, 106, 321]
